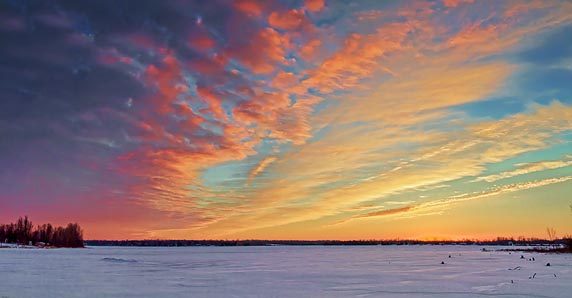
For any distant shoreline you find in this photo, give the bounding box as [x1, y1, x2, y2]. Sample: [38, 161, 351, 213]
[84, 239, 569, 247]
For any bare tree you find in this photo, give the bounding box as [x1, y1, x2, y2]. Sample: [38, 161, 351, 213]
[15, 216, 33, 245]
[547, 227, 557, 241]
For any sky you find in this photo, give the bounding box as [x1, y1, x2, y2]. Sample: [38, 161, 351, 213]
[1, 0, 571, 240]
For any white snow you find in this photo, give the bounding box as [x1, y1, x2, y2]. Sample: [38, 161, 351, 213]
[1, 245, 571, 297]
[0, 243, 35, 249]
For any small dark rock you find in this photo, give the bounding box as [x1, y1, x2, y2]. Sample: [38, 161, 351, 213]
[520, 255, 525, 259]
[546, 262, 551, 266]
[441, 261, 445, 264]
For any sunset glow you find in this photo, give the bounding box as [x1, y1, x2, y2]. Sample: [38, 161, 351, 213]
[1, 0, 571, 240]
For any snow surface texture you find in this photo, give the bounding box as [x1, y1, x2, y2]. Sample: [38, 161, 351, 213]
[1, 245, 571, 297]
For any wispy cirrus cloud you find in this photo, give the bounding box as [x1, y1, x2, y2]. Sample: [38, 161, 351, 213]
[339, 176, 572, 224]
[473, 159, 572, 183]
[175, 101, 572, 238]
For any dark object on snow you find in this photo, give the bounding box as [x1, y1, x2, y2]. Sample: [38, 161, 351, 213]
[448, 255, 451, 258]
[511, 280, 514, 283]
[532, 257, 535, 261]
[546, 262, 551, 266]
[441, 261, 445, 264]
[520, 255, 525, 259]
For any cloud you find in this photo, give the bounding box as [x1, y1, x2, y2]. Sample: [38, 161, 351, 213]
[355, 206, 416, 219]
[191, 101, 572, 237]
[235, 0, 266, 17]
[268, 9, 306, 30]
[442, 0, 474, 8]
[248, 156, 278, 181]
[156, 1, 572, 237]
[3, 0, 572, 239]
[414, 176, 572, 214]
[189, 32, 217, 52]
[301, 22, 413, 94]
[225, 27, 291, 74]
[342, 176, 572, 223]
[473, 159, 572, 183]
[305, 0, 325, 12]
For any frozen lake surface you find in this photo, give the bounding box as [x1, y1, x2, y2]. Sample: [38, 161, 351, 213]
[1, 245, 571, 297]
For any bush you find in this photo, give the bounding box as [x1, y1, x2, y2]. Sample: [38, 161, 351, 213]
[564, 238, 572, 253]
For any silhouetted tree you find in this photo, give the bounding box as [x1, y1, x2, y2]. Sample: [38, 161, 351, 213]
[1, 216, 83, 247]
[15, 216, 34, 244]
[64, 223, 84, 247]
[35, 223, 54, 244]
[6, 223, 15, 242]
[0, 224, 6, 243]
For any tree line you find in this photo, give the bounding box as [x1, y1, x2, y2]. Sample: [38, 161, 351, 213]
[0, 216, 84, 248]
[85, 237, 570, 247]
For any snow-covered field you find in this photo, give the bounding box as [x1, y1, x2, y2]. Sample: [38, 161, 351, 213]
[1, 245, 571, 297]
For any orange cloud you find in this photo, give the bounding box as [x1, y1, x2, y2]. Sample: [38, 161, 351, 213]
[503, 0, 552, 18]
[355, 205, 416, 219]
[447, 16, 504, 48]
[189, 34, 216, 51]
[302, 22, 412, 93]
[271, 71, 299, 89]
[144, 53, 186, 114]
[248, 156, 277, 180]
[268, 9, 305, 30]
[305, 0, 325, 12]
[300, 39, 322, 60]
[235, 0, 265, 17]
[226, 27, 290, 74]
[442, 0, 474, 8]
[196, 86, 229, 121]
